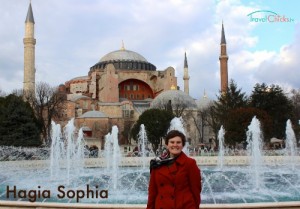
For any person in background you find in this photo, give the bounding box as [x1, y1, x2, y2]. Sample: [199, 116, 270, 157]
[147, 130, 202, 209]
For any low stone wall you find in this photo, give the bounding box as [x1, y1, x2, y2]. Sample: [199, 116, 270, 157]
[1, 201, 300, 209]
[1, 156, 300, 170]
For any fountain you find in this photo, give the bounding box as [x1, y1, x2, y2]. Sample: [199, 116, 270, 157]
[49, 119, 85, 183]
[285, 119, 297, 170]
[49, 120, 63, 179]
[104, 126, 121, 190]
[168, 117, 186, 134]
[246, 116, 263, 190]
[104, 133, 112, 170]
[168, 117, 189, 155]
[137, 124, 148, 169]
[217, 125, 225, 170]
[0, 118, 300, 209]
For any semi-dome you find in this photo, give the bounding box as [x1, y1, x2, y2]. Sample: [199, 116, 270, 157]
[151, 90, 197, 109]
[68, 94, 91, 102]
[78, 110, 107, 118]
[90, 48, 156, 72]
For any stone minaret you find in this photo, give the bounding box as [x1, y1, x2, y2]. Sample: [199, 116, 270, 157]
[183, 51, 190, 95]
[23, 2, 36, 97]
[219, 22, 228, 93]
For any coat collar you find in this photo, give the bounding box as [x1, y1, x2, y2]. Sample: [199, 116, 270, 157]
[175, 152, 188, 165]
[156, 152, 188, 178]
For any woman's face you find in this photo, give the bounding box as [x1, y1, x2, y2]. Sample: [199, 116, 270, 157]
[166, 136, 183, 157]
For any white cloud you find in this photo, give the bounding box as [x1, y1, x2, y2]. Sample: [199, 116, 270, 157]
[0, 0, 299, 102]
[254, 24, 300, 87]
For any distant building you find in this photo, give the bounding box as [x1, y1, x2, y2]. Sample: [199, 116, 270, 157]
[57, 45, 178, 149]
[23, 3, 229, 150]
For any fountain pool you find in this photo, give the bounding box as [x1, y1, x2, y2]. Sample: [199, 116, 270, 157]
[0, 159, 300, 204]
[0, 117, 300, 209]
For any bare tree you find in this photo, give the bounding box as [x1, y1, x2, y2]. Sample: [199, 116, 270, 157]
[186, 101, 215, 144]
[206, 103, 222, 142]
[172, 97, 190, 117]
[152, 97, 195, 117]
[186, 111, 203, 144]
[122, 119, 135, 144]
[25, 82, 67, 144]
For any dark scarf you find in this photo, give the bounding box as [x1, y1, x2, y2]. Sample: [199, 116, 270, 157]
[149, 152, 179, 173]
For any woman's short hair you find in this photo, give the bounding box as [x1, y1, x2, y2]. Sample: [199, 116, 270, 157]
[165, 130, 186, 147]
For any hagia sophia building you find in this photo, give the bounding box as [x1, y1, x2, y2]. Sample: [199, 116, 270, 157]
[23, 3, 228, 150]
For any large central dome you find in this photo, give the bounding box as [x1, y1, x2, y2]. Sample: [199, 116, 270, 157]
[100, 49, 148, 62]
[90, 48, 156, 72]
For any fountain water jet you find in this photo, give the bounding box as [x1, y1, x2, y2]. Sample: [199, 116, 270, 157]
[50, 121, 63, 179]
[168, 117, 189, 155]
[246, 116, 263, 190]
[217, 126, 225, 170]
[138, 124, 148, 169]
[285, 119, 297, 170]
[49, 119, 85, 183]
[104, 126, 121, 190]
[104, 133, 112, 169]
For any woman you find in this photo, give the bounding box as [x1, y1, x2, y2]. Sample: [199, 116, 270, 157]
[147, 130, 201, 209]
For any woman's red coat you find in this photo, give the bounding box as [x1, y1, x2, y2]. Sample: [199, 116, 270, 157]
[147, 152, 201, 209]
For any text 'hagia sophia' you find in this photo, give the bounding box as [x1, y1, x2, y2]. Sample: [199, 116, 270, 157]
[23, 3, 229, 150]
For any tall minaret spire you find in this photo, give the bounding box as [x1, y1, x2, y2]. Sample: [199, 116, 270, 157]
[23, 1, 36, 98]
[183, 51, 190, 95]
[219, 22, 228, 93]
[221, 22, 226, 44]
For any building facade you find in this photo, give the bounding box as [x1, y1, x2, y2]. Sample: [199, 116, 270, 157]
[58, 47, 178, 149]
[23, 3, 229, 150]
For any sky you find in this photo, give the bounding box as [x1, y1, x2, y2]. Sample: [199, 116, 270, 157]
[0, 0, 299, 100]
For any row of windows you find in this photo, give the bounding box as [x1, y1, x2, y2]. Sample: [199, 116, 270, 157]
[123, 84, 147, 91]
[124, 84, 139, 91]
[91, 61, 156, 71]
[122, 94, 152, 99]
[114, 62, 155, 70]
